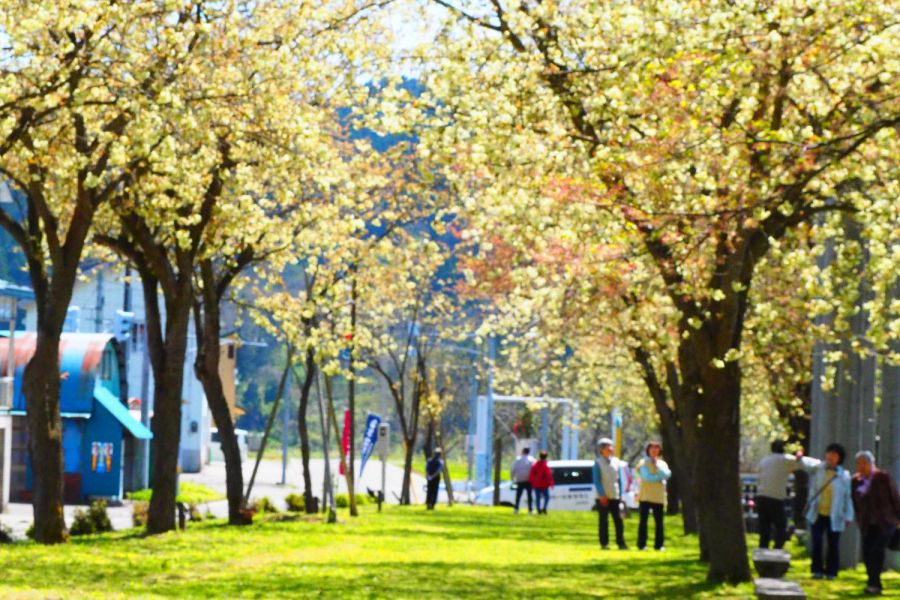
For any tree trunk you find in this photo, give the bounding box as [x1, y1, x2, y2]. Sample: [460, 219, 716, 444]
[245, 346, 293, 504]
[658, 420, 697, 533]
[145, 285, 192, 534]
[685, 364, 751, 583]
[296, 346, 316, 514]
[631, 346, 698, 534]
[400, 436, 415, 505]
[193, 290, 246, 526]
[22, 329, 67, 544]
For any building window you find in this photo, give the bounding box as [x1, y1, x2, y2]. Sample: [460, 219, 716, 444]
[100, 348, 113, 381]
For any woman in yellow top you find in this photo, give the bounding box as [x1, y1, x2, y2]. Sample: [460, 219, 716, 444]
[799, 443, 855, 580]
[636, 441, 671, 551]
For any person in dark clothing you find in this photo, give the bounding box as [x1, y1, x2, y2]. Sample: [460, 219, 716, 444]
[851, 451, 900, 596]
[425, 448, 443, 510]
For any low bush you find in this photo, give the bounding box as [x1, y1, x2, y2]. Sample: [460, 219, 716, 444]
[0, 522, 14, 544]
[334, 494, 369, 508]
[188, 503, 203, 522]
[70, 500, 113, 536]
[285, 493, 305, 512]
[250, 496, 279, 514]
[132, 501, 149, 528]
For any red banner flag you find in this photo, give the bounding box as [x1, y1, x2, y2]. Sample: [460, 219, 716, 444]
[339, 409, 351, 475]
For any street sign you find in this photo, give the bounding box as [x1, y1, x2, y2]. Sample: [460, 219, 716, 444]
[376, 422, 390, 456]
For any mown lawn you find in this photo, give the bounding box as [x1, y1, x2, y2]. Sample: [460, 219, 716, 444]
[0, 505, 895, 599]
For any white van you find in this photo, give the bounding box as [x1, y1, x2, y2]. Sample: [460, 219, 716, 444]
[474, 460, 598, 511]
[208, 428, 249, 464]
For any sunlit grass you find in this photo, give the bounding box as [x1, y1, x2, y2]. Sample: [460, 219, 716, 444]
[0, 505, 894, 599]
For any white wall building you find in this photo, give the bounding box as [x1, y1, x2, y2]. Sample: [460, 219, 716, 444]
[23, 265, 211, 474]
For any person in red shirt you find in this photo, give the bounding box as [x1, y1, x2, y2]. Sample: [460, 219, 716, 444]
[530, 451, 554, 514]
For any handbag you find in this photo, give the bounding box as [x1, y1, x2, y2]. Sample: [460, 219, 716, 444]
[803, 469, 837, 516]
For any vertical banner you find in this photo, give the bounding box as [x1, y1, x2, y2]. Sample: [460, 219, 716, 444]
[339, 409, 351, 475]
[359, 413, 381, 478]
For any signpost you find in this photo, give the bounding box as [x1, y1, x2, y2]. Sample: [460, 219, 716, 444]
[376, 422, 390, 512]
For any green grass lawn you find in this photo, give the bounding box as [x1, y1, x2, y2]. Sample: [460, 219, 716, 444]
[0, 505, 895, 599]
[126, 482, 225, 505]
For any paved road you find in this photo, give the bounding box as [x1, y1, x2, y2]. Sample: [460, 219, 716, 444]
[0, 458, 425, 539]
[184, 457, 426, 509]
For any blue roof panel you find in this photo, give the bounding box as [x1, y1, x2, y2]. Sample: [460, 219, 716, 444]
[94, 387, 153, 440]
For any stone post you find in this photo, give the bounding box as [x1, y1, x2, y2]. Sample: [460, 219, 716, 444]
[809, 217, 876, 570]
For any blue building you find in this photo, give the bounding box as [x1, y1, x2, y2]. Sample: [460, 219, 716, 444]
[1, 333, 152, 503]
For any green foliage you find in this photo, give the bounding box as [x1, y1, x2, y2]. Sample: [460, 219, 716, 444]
[24, 524, 34, 540]
[250, 496, 280, 514]
[0, 507, 889, 598]
[69, 501, 112, 537]
[284, 493, 305, 512]
[333, 493, 370, 508]
[127, 482, 224, 505]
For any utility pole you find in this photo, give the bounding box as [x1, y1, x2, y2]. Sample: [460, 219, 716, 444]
[281, 368, 290, 485]
[95, 269, 105, 332]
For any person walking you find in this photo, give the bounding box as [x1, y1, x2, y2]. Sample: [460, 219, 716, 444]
[756, 440, 803, 549]
[851, 450, 900, 596]
[800, 443, 854, 580]
[530, 451, 554, 515]
[636, 441, 670, 551]
[510, 447, 536, 514]
[425, 448, 443, 510]
[592, 438, 627, 549]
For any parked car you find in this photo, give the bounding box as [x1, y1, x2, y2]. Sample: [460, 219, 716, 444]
[208, 428, 249, 463]
[419, 481, 474, 505]
[474, 460, 604, 511]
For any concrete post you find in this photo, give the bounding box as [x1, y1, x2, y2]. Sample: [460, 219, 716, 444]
[877, 279, 900, 571]
[809, 217, 876, 570]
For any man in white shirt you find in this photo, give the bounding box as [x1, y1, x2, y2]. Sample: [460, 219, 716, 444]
[510, 447, 537, 514]
[756, 440, 802, 549]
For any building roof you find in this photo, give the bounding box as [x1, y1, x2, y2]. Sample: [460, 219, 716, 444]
[95, 386, 153, 440]
[0, 279, 34, 301]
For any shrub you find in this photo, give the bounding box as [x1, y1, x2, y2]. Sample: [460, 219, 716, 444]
[0, 522, 14, 544]
[188, 503, 203, 522]
[24, 524, 34, 540]
[285, 493, 305, 512]
[333, 493, 368, 508]
[250, 496, 279, 514]
[70, 500, 113, 536]
[132, 501, 149, 528]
